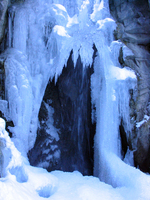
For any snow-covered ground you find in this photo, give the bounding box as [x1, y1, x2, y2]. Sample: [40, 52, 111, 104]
[0, 118, 150, 200]
[0, 119, 150, 200]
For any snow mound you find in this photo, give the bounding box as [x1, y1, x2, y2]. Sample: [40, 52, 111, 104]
[1, 118, 150, 200]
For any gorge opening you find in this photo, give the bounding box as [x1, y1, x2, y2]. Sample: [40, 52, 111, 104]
[28, 51, 96, 176]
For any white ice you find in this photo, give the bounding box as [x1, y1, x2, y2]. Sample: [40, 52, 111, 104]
[0, 0, 150, 199]
[136, 115, 150, 128]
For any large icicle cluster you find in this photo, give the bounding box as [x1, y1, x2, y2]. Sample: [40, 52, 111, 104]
[0, 0, 138, 188]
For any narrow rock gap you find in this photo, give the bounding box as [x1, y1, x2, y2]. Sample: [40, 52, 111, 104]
[119, 118, 128, 159]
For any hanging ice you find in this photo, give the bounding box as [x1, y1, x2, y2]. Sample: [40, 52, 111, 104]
[90, 4, 137, 185]
[0, 0, 138, 189]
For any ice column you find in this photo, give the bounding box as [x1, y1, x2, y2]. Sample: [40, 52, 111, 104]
[92, 0, 136, 185]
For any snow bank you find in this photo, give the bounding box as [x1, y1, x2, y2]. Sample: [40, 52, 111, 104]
[1, 118, 150, 199]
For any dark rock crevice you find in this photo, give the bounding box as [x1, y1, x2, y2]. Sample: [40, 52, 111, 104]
[119, 119, 128, 159]
[28, 51, 96, 175]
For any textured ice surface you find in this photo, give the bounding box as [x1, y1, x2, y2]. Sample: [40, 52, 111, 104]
[2, 0, 149, 199]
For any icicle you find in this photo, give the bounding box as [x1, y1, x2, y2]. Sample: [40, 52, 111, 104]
[8, 7, 15, 48]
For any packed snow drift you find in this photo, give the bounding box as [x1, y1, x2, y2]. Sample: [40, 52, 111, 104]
[1, 117, 150, 199]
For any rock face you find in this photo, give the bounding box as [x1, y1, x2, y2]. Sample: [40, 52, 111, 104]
[109, 0, 150, 172]
[0, 60, 5, 99]
[28, 52, 95, 175]
[0, 0, 9, 43]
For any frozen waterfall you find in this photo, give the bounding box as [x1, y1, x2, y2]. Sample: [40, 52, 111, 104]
[0, 0, 137, 187]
